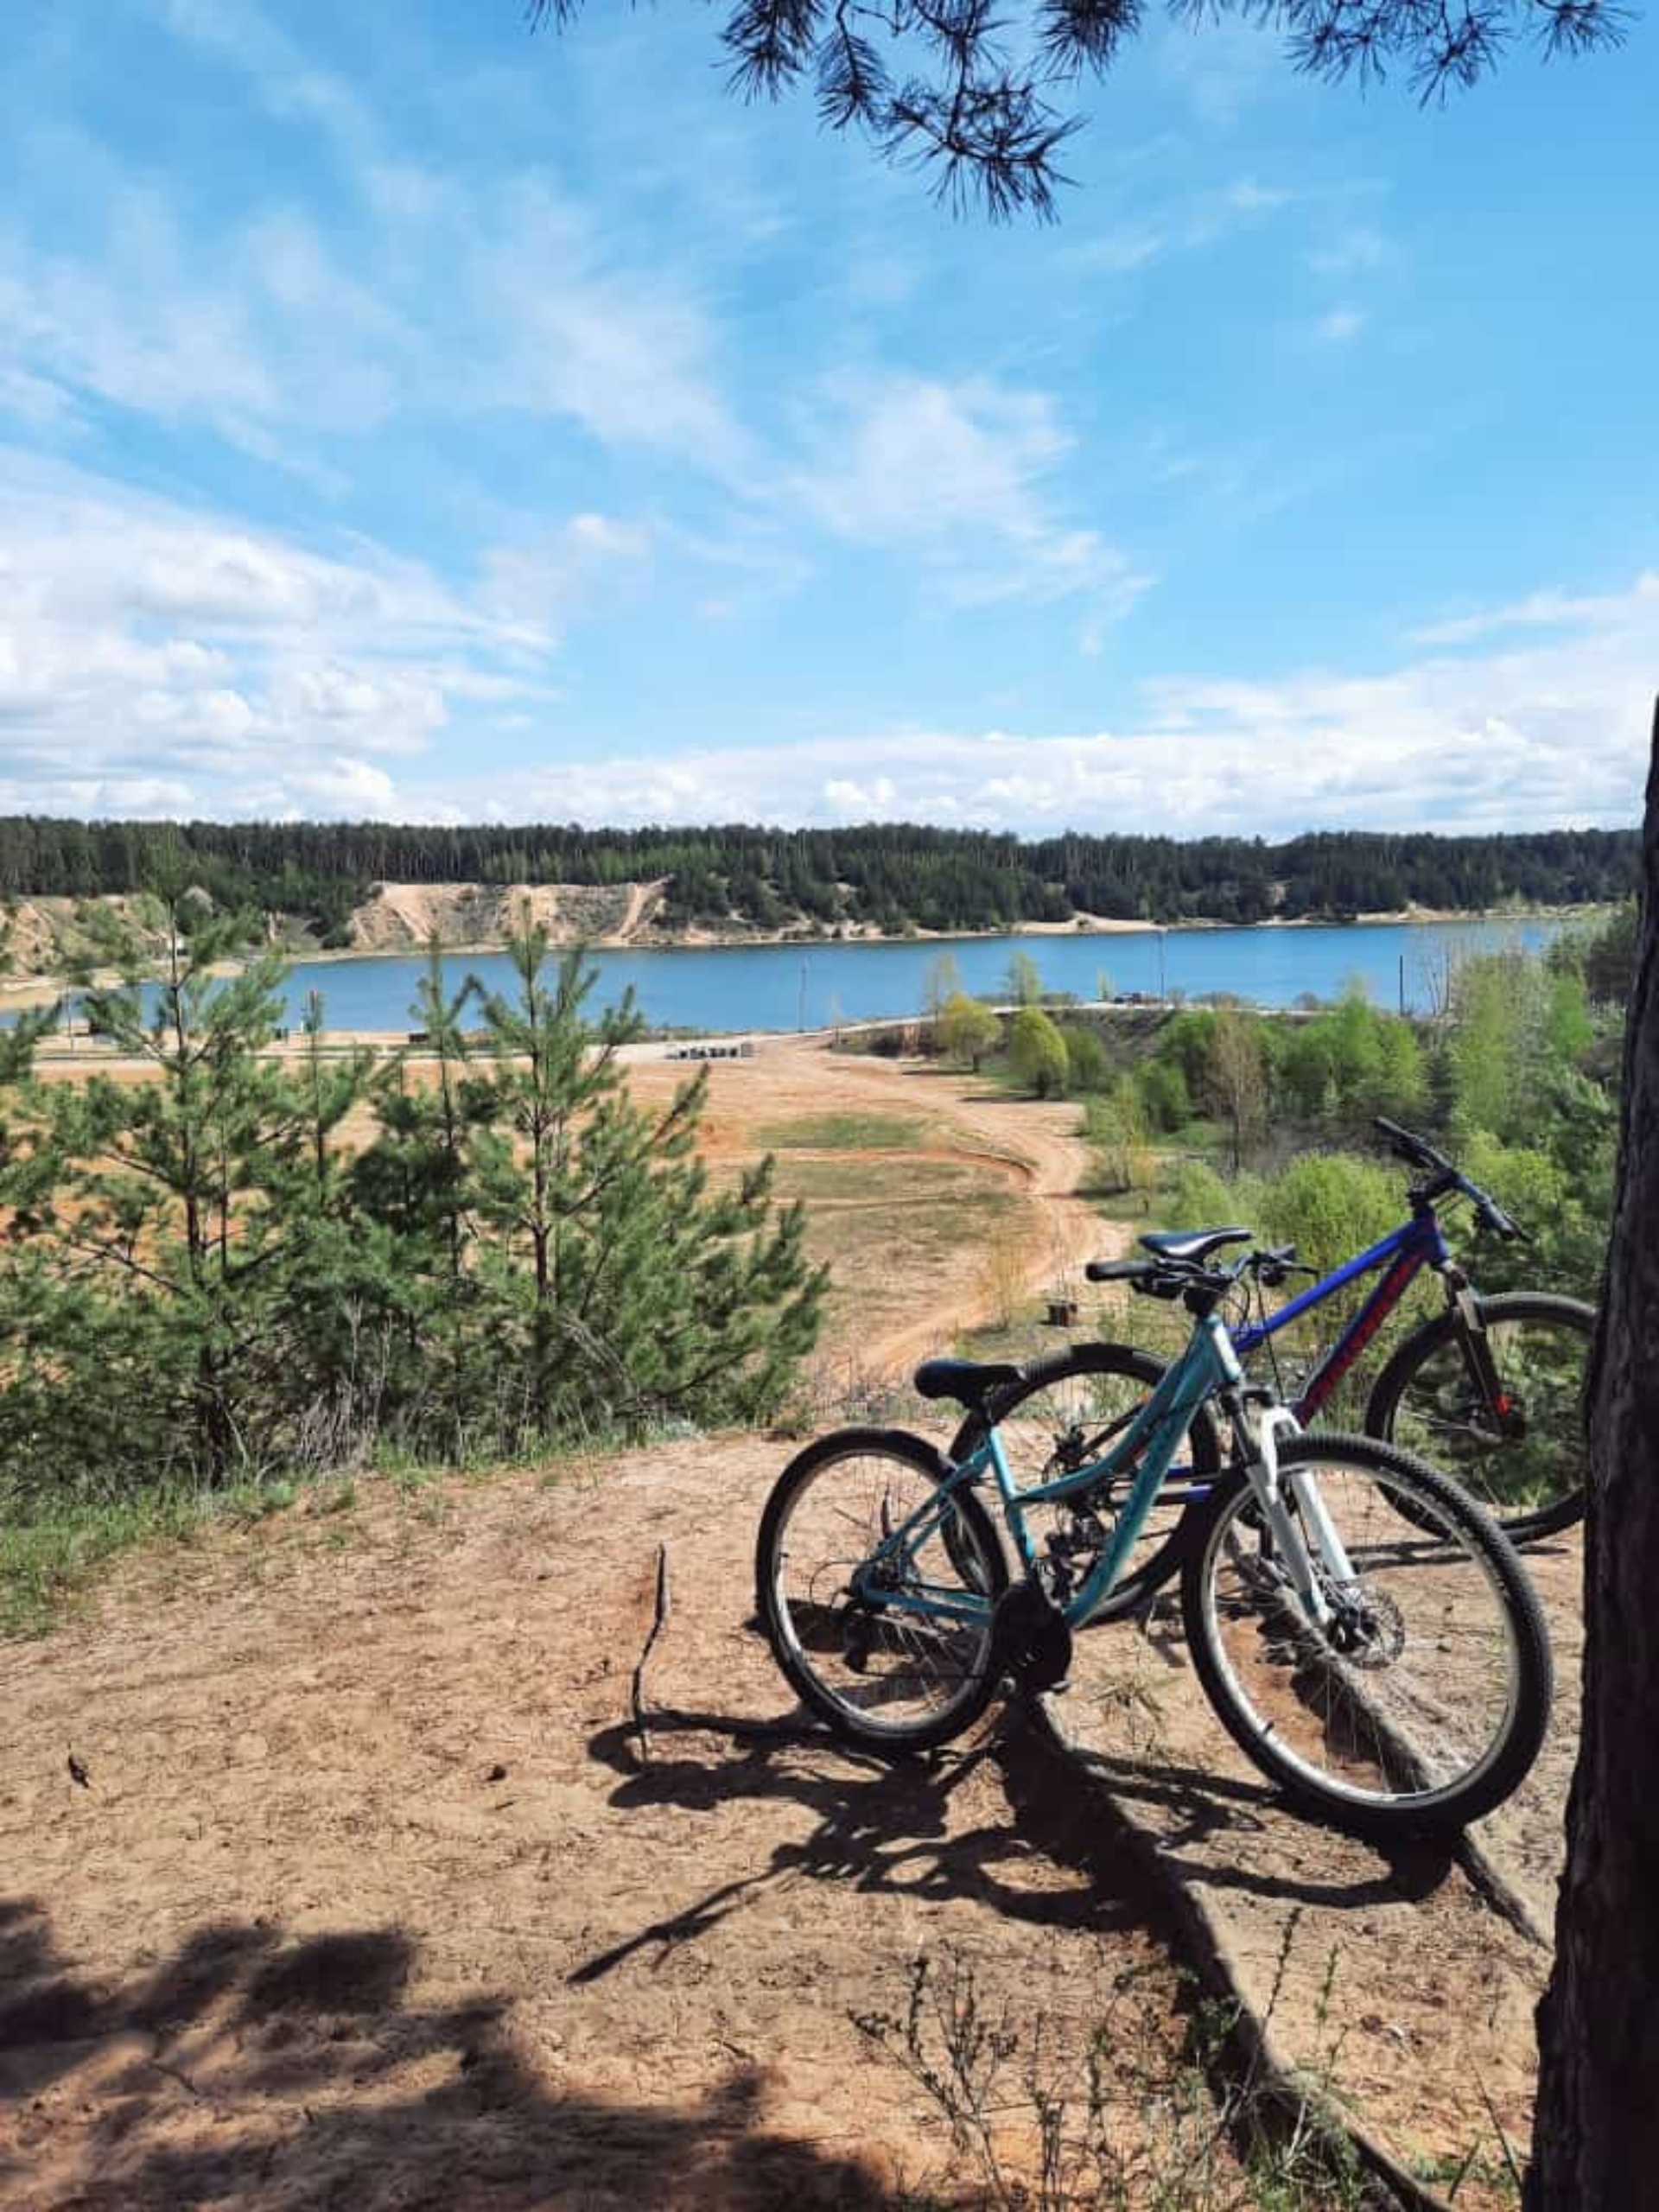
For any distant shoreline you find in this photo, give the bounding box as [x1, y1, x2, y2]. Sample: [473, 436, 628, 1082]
[0, 901, 1599, 1015]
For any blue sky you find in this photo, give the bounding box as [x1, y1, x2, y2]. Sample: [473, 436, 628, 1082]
[2, 0, 1654, 836]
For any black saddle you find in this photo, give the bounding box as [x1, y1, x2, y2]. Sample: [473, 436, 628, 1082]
[913, 1357, 1021, 1409]
[1139, 1225, 1253, 1265]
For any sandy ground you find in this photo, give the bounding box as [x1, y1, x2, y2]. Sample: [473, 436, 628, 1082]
[2, 1440, 1198, 2212]
[1044, 1533, 1581, 2195]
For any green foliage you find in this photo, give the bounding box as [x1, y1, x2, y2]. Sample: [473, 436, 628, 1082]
[1006, 1007, 1069, 1097]
[1057, 1020, 1109, 1093]
[1548, 899, 1638, 1007]
[936, 991, 1001, 1071]
[1276, 991, 1426, 1127]
[1254, 1153, 1401, 1276]
[1002, 949, 1045, 1006]
[0, 911, 824, 1511]
[1447, 948, 1595, 1146]
[1135, 1058, 1191, 1134]
[1207, 1010, 1268, 1172]
[1162, 1159, 1253, 1236]
[0, 817, 1635, 936]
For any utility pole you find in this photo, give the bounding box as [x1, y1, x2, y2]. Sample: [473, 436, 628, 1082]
[798, 959, 808, 1033]
[1157, 928, 1167, 1003]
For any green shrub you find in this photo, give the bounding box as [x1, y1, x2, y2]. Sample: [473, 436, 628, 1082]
[1007, 1007, 1069, 1098]
[1058, 1021, 1110, 1093]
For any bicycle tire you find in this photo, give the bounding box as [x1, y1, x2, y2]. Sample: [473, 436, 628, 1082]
[1365, 1291, 1594, 1540]
[949, 1342, 1222, 1622]
[1180, 1430, 1553, 1841]
[755, 1426, 1009, 1755]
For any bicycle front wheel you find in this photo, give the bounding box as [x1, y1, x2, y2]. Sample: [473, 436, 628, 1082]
[755, 1427, 1007, 1754]
[1366, 1292, 1594, 1540]
[1181, 1433, 1552, 1840]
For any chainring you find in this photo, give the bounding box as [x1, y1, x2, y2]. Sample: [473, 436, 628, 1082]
[992, 1572, 1074, 1693]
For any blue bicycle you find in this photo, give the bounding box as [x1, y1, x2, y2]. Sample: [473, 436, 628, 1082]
[756, 1239, 1553, 1840]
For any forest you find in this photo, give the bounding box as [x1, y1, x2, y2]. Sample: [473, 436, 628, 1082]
[0, 816, 1637, 942]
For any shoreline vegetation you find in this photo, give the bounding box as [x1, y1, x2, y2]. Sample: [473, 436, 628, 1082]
[0, 816, 1636, 1006]
[0, 895, 1616, 1013]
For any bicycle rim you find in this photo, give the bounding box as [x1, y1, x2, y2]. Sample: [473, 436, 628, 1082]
[1379, 1298, 1592, 1535]
[1188, 1442, 1536, 1826]
[764, 1440, 999, 1743]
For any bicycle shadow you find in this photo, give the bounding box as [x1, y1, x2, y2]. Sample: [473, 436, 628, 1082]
[569, 1703, 1174, 1986]
[0, 1895, 887, 2211]
[1020, 1716, 1458, 1915]
[574, 1681, 1459, 1999]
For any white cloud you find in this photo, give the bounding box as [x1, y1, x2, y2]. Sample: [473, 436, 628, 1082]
[789, 372, 1151, 627]
[1070, 173, 1292, 278]
[1410, 576, 1659, 647]
[378, 571, 1655, 835]
[1315, 307, 1367, 345]
[1307, 226, 1395, 278]
[0, 129, 744, 481]
[0, 450, 559, 818]
[480, 513, 654, 635]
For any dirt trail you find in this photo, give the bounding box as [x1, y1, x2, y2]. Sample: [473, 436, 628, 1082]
[628, 1038, 1113, 1381]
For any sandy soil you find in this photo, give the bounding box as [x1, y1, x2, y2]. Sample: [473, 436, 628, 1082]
[1041, 1528, 1581, 2196]
[1, 1440, 1197, 2212]
[620, 1045, 1117, 1382]
[346, 882, 671, 955]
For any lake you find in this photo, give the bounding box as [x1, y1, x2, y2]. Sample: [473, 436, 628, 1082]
[209, 916, 1567, 1034]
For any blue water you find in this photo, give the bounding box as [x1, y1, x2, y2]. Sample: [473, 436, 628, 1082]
[89, 915, 1562, 1033]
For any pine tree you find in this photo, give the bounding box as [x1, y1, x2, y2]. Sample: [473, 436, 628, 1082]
[467, 918, 825, 1440]
[29, 893, 315, 1484]
[351, 942, 490, 1454]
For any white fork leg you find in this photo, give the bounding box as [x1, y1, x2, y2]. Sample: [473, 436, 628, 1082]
[1240, 1404, 1333, 1626]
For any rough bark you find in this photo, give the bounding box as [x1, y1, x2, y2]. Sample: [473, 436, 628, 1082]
[1528, 702, 1659, 2206]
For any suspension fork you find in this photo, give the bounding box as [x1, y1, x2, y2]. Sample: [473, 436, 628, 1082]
[1235, 1402, 1356, 1627]
[1439, 1267, 1522, 1434]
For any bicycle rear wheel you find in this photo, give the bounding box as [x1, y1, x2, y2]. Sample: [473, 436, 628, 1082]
[1181, 1432, 1552, 1840]
[755, 1427, 1008, 1754]
[1366, 1292, 1593, 1540]
[950, 1342, 1221, 1621]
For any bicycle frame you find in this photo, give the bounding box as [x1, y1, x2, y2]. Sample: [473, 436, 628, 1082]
[851, 1310, 1243, 1634]
[1231, 1206, 1452, 1421]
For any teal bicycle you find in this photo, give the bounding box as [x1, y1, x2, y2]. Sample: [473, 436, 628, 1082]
[756, 1242, 1552, 1840]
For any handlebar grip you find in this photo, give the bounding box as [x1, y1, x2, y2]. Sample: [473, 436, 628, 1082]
[1086, 1258, 1157, 1283]
[1374, 1116, 1456, 1177]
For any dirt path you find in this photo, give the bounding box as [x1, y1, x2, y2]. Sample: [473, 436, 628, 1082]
[626, 1039, 1114, 1382]
[0, 1443, 1198, 2212]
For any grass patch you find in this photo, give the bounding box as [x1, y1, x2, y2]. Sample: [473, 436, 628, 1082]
[753, 1109, 927, 1151]
[0, 1421, 700, 1637]
[0, 1488, 205, 1637]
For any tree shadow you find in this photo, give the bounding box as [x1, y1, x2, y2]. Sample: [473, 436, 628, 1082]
[0, 1896, 889, 2210]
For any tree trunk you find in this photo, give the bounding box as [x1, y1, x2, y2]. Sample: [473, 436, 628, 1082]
[1528, 702, 1659, 2206]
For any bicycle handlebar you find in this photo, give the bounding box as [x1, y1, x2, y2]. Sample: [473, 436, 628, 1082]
[1371, 1118, 1526, 1243]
